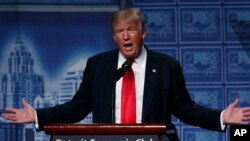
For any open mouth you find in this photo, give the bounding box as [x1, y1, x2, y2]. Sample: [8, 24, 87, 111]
[124, 43, 133, 48]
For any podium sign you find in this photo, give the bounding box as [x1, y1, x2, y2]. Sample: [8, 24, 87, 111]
[51, 135, 158, 141]
[45, 123, 166, 141]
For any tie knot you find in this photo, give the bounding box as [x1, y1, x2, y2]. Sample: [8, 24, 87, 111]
[124, 66, 134, 78]
[128, 59, 135, 63]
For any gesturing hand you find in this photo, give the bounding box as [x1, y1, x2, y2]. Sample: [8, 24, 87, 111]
[1, 99, 36, 124]
[223, 98, 250, 125]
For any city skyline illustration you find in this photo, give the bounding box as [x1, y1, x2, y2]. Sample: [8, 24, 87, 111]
[0, 31, 94, 141]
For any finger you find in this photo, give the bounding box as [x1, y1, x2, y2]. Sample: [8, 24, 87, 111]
[231, 98, 239, 108]
[2, 114, 17, 121]
[10, 120, 24, 124]
[239, 121, 249, 125]
[242, 117, 250, 121]
[1, 113, 7, 118]
[22, 99, 32, 109]
[242, 107, 250, 112]
[4, 108, 17, 113]
[2, 113, 15, 117]
[242, 114, 250, 120]
[6, 116, 17, 121]
[243, 111, 250, 116]
[22, 99, 28, 108]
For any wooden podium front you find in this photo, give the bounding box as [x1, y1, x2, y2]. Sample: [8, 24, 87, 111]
[45, 123, 167, 141]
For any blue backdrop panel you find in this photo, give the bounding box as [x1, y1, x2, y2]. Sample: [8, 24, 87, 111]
[150, 47, 178, 60]
[226, 86, 250, 107]
[180, 47, 223, 84]
[132, 0, 176, 5]
[187, 86, 224, 109]
[224, 0, 250, 3]
[225, 47, 250, 83]
[141, 7, 177, 44]
[182, 127, 225, 141]
[179, 7, 222, 43]
[179, 0, 221, 4]
[224, 7, 250, 43]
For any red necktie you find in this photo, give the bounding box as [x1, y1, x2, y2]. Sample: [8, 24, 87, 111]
[121, 66, 136, 124]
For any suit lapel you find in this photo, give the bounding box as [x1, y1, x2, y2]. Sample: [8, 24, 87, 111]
[105, 50, 119, 83]
[142, 51, 159, 122]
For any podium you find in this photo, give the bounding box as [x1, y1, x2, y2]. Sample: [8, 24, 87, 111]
[45, 123, 168, 141]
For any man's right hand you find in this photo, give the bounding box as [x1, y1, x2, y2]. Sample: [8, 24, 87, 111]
[1, 99, 36, 124]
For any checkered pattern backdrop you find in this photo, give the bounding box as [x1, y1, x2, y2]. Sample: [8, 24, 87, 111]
[125, 1, 250, 141]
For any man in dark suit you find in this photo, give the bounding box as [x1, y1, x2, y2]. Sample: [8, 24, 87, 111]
[2, 8, 250, 141]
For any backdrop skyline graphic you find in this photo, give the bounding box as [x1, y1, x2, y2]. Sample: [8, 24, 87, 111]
[0, 11, 115, 141]
[0, 11, 115, 89]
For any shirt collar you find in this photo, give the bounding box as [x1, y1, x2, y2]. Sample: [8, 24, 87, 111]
[118, 45, 147, 67]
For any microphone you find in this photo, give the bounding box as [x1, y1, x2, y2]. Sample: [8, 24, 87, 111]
[115, 59, 133, 81]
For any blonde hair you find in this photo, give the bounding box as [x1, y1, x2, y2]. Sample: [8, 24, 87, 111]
[111, 8, 146, 33]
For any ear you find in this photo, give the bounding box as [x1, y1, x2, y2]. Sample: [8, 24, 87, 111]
[142, 30, 147, 39]
[113, 34, 117, 42]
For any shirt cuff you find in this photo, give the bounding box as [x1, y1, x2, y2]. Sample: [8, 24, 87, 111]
[34, 110, 39, 129]
[220, 110, 226, 131]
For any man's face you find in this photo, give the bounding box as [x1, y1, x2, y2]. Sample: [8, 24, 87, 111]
[113, 20, 146, 59]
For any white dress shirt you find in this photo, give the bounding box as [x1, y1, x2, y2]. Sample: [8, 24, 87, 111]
[115, 46, 147, 123]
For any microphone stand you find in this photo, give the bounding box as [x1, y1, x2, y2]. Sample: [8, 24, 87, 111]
[111, 69, 121, 123]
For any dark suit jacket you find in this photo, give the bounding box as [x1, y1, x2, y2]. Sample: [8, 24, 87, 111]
[36, 48, 223, 134]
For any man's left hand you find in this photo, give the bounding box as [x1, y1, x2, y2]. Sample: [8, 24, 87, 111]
[223, 98, 250, 125]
